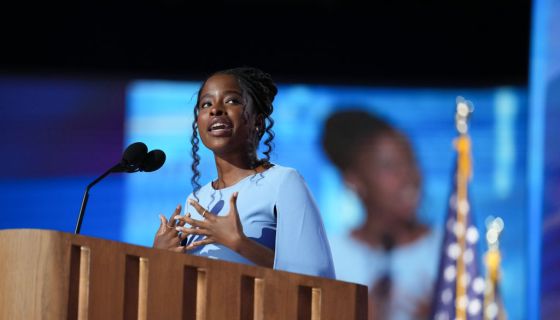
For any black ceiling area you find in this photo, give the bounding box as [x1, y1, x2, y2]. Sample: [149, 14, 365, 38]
[1, 1, 531, 86]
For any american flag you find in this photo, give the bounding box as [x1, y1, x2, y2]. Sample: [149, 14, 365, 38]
[430, 99, 485, 320]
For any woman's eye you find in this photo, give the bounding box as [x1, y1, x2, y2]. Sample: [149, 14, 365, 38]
[226, 98, 242, 105]
[200, 102, 211, 108]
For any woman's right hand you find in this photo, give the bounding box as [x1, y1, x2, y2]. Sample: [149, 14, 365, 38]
[153, 205, 185, 252]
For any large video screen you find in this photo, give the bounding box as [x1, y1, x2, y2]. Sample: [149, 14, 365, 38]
[123, 80, 527, 318]
[0, 77, 527, 318]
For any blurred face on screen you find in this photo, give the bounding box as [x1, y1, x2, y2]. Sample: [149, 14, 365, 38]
[349, 132, 421, 222]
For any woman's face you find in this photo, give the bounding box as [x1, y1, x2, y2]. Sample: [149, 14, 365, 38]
[196, 74, 257, 156]
[350, 132, 421, 221]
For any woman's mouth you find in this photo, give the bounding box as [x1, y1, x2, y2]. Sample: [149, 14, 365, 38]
[208, 118, 233, 136]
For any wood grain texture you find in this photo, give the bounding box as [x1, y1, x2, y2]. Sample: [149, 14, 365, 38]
[0, 229, 367, 320]
[138, 257, 149, 320]
[78, 246, 90, 320]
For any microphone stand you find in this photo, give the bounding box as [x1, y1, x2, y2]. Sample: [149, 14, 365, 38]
[73, 143, 164, 235]
[74, 163, 122, 234]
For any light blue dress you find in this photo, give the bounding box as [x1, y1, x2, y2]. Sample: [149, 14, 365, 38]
[184, 165, 336, 279]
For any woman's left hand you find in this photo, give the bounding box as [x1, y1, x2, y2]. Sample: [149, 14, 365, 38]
[175, 192, 246, 251]
[153, 205, 186, 252]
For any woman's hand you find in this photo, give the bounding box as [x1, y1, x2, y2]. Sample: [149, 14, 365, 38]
[176, 192, 245, 251]
[176, 192, 274, 267]
[153, 205, 185, 253]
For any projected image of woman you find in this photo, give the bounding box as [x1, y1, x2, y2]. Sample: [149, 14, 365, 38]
[322, 110, 440, 320]
[153, 67, 335, 278]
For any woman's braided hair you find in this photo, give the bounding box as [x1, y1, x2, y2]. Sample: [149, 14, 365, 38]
[190, 67, 277, 197]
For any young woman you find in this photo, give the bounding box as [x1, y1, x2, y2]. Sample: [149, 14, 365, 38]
[153, 67, 335, 279]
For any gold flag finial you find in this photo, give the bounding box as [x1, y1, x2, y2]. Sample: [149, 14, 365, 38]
[455, 96, 475, 134]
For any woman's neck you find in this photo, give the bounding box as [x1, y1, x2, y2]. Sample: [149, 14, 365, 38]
[212, 153, 263, 189]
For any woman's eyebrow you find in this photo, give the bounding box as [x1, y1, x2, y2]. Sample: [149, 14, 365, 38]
[200, 90, 242, 100]
[199, 93, 213, 100]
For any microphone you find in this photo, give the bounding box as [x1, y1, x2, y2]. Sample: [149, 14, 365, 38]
[74, 142, 166, 234]
[140, 149, 166, 172]
[115, 142, 149, 173]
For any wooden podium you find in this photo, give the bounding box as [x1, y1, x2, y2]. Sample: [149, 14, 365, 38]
[0, 229, 367, 320]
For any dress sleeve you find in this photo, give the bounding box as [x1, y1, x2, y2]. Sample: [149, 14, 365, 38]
[273, 169, 336, 279]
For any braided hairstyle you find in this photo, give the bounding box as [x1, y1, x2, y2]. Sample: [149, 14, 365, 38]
[190, 67, 278, 196]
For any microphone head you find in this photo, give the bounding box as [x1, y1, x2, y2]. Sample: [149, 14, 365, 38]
[121, 142, 148, 172]
[140, 149, 166, 172]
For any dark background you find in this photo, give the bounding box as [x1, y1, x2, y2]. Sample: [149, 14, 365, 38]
[0, 0, 531, 86]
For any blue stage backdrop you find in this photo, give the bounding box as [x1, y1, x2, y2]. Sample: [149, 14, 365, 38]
[0, 77, 127, 240]
[123, 81, 527, 318]
[0, 77, 527, 318]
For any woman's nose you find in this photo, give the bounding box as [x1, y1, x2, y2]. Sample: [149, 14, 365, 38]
[210, 102, 226, 116]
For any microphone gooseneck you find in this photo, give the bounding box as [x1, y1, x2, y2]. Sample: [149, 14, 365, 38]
[75, 163, 121, 234]
[74, 142, 166, 234]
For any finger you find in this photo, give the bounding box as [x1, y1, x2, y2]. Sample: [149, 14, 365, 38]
[167, 205, 182, 228]
[228, 192, 239, 216]
[186, 238, 214, 250]
[188, 199, 215, 221]
[173, 213, 188, 224]
[176, 214, 187, 227]
[181, 213, 206, 228]
[192, 238, 214, 246]
[173, 213, 191, 227]
[188, 199, 208, 218]
[201, 208, 217, 222]
[176, 226, 210, 237]
[157, 214, 169, 234]
[227, 192, 241, 222]
[171, 246, 185, 253]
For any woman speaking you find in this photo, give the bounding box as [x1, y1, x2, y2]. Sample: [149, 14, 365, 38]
[153, 67, 335, 279]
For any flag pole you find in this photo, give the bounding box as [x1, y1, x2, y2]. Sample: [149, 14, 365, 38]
[483, 217, 506, 320]
[430, 96, 483, 320]
[454, 97, 474, 320]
